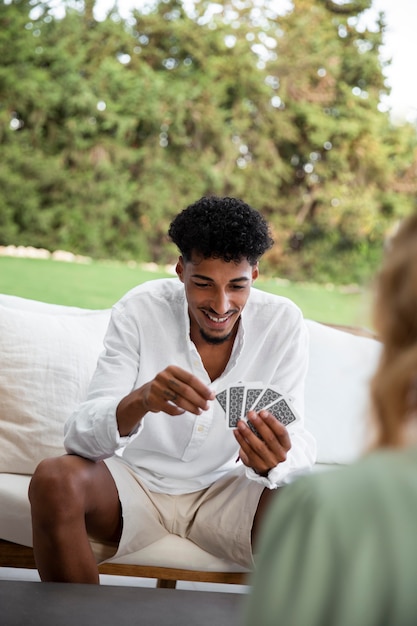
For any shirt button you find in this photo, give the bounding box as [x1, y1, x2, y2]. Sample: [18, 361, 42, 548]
[197, 425, 204, 433]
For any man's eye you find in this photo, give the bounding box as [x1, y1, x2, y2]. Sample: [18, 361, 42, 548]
[194, 282, 209, 288]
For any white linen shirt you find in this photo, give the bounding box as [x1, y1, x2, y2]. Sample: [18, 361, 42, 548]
[64, 278, 316, 493]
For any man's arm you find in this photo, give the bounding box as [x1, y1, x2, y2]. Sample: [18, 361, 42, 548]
[64, 302, 213, 460]
[234, 310, 316, 486]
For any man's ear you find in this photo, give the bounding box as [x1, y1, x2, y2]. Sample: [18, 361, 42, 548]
[251, 263, 259, 282]
[176, 257, 184, 282]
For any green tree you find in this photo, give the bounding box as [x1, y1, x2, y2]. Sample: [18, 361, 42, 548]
[0, 0, 416, 284]
[256, 0, 417, 281]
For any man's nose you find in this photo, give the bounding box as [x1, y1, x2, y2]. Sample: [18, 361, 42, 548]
[212, 290, 230, 314]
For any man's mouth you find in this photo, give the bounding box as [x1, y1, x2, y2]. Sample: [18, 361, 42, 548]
[206, 312, 230, 323]
[201, 309, 238, 329]
[199, 310, 239, 344]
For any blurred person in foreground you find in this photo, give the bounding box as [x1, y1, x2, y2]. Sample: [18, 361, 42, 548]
[245, 212, 417, 626]
[28, 196, 316, 583]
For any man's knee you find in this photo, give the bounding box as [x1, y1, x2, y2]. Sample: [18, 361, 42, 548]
[29, 455, 91, 517]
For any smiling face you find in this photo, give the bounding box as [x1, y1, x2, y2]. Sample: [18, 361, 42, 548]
[176, 253, 259, 346]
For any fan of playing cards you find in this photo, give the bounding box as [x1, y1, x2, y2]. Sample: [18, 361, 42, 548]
[215, 383, 300, 438]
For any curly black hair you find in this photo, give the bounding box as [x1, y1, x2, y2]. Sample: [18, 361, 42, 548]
[168, 196, 274, 266]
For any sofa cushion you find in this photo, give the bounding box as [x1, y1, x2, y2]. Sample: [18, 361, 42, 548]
[0, 300, 110, 474]
[0, 472, 248, 572]
[0, 293, 94, 315]
[107, 534, 249, 572]
[0, 473, 32, 546]
[305, 320, 381, 464]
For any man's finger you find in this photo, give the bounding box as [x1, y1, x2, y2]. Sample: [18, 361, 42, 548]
[248, 411, 292, 451]
[167, 367, 215, 401]
[165, 370, 214, 410]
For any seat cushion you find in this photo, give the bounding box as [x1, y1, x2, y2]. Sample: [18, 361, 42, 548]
[0, 474, 32, 546]
[107, 535, 248, 573]
[0, 473, 247, 573]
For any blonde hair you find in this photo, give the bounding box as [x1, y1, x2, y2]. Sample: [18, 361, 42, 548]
[371, 212, 417, 447]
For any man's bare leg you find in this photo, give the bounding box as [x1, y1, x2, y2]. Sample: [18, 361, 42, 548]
[29, 454, 122, 584]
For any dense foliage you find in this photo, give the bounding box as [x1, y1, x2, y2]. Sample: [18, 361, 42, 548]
[1, 0, 416, 283]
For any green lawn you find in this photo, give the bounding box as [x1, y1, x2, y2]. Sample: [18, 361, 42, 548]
[0, 256, 172, 309]
[0, 256, 373, 327]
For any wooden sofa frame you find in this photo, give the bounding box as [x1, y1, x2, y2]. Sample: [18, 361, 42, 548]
[0, 539, 247, 588]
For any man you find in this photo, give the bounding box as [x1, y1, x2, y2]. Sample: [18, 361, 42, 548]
[29, 196, 316, 583]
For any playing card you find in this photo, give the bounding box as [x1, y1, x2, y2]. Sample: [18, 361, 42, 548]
[243, 385, 264, 417]
[227, 384, 246, 428]
[251, 386, 282, 412]
[215, 388, 228, 413]
[246, 393, 300, 439]
[221, 383, 298, 433]
[263, 396, 300, 427]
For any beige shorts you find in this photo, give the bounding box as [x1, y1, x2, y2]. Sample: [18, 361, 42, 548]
[91, 456, 265, 569]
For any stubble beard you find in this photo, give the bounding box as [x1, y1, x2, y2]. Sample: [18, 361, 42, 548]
[199, 328, 234, 345]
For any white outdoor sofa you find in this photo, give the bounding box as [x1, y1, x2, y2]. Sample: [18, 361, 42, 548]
[0, 292, 381, 587]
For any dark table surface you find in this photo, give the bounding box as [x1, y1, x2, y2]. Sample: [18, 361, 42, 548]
[0, 579, 247, 626]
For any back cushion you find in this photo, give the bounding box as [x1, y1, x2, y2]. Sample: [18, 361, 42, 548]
[0, 299, 110, 474]
[305, 320, 381, 464]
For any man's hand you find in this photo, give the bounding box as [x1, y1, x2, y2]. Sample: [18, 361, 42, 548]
[233, 410, 291, 476]
[117, 366, 215, 436]
[140, 365, 215, 416]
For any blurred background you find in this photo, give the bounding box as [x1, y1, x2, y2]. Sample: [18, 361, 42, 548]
[1, 0, 416, 324]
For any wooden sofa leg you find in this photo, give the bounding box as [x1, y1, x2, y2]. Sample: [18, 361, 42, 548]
[157, 578, 177, 589]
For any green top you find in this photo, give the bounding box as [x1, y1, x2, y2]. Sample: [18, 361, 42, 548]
[245, 446, 417, 626]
